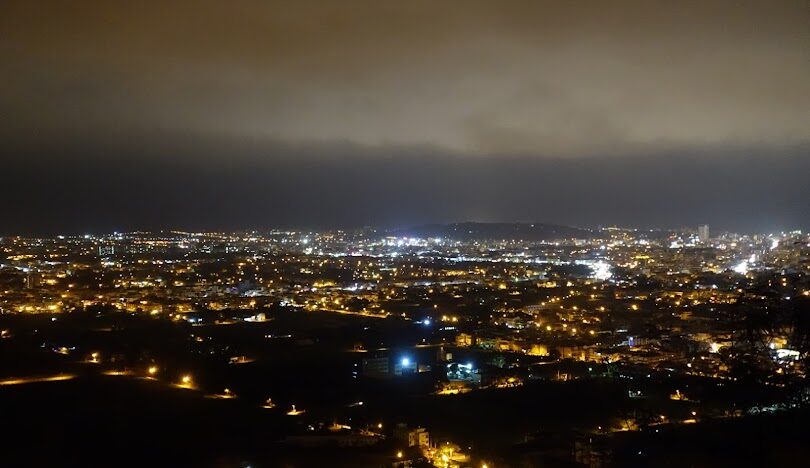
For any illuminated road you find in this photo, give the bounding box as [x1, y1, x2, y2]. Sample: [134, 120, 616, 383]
[311, 307, 389, 319]
[0, 374, 77, 386]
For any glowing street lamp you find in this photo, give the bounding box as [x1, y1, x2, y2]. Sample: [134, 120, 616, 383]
[176, 374, 194, 388]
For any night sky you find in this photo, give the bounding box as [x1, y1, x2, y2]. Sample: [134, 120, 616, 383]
[1, 1, 808, 235]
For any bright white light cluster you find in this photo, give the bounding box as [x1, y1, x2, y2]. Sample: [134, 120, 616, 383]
[590, 260, 613, 280]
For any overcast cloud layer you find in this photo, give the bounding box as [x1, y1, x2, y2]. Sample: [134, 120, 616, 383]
[3, 0, 809, 154]
[1, 1, 808, 233]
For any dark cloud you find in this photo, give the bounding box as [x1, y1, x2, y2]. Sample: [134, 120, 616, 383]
[0, 1, 808, 233]
[1, 135, 807, 235]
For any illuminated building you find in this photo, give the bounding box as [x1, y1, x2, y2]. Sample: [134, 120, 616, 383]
[698, 224, 710, 243]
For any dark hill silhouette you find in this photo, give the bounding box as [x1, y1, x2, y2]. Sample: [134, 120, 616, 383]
[394, 222, 595, 241]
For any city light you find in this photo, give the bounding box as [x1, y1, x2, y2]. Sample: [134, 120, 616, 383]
[0, 374, 76, 386]
[2, 0, 808, 462]
[1, 224, 807, 465]
[733, 259, 749, 275]
[590, 260, 613, 281]
[175, 374, 194, 389]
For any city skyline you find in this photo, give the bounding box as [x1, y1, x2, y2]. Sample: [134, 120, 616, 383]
[2, 2, 808, 465]
[1, 226, 808, 466]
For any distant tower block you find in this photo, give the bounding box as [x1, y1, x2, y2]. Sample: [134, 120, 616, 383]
[698, 225, 710, 243]
[25, 271, 41, 289]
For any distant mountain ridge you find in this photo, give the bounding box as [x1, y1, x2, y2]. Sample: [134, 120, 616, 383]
[393, 222, 595, 241]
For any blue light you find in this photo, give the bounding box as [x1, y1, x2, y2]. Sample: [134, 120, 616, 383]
[401, 357, 411, 367]
[423, 319, 431, 326]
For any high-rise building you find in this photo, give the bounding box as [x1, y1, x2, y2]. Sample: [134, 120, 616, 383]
[698, 224, 710, 243]
[24, 271, 40, 289]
